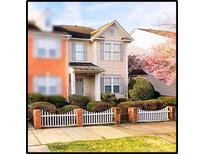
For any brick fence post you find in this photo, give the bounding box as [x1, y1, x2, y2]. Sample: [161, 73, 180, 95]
[168, 106, 176, 120]
[128, 107, 138, 124]
[74, 109, 83, 127]
[112, 107, 121, 125]
[33, 109, 41, 129]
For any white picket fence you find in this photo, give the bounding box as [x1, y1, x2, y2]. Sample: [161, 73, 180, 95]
[41, 110, 77, 128]
[138, 107, 169, 122]
[83, 109, 114, 125]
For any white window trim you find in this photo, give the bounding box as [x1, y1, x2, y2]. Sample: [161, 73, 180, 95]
[34, 76, 61, 95]
[34, 37, 61, 59]
[104, 41, 120, 61]
[71, 42, 87, 62]
[104, 76, 120, 94]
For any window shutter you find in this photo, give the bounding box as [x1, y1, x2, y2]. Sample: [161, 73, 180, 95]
[120, 77, 125, 95]
[72, 43, 76, 61]
[84, 44, 87, 61]
[120, 43, 125, 61]
[100, 41, 104, 61]
[33, 39, 38, 58]
[100, 76, 104, 94]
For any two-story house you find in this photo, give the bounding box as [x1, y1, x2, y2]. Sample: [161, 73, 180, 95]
[54, 20, 133, 101]
[28, 21, 69, 98]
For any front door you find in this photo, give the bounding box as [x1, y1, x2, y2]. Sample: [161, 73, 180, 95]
[76, 78, 84, 95]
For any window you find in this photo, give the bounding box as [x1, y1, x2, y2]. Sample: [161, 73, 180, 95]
[35, 38, 60, 58]
[113, 43, 120, 60]
[104, 77, 112, 93]
[104, 77, 120, 94]
[34, 76, 61, 95]
[75, 43, 86, 61]
[104, 42, 120, 60]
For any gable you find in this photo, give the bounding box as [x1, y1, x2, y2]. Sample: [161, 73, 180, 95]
[101, 24, 124, 40]
[92, 20, 133, 41]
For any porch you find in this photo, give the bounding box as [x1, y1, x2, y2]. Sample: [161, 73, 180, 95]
[69, 62, 105, 101]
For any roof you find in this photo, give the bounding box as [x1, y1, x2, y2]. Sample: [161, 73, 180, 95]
[69, 62, 105, 73]
[129, 69, 148, 76]
[28, 20, 41, 31]
[53, 25, 95, 38]
[139, 28, 176, 38]
[53, 20, 133, 41]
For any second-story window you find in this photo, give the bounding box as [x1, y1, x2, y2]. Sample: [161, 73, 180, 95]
[104, 42, 120, 61]
[76, 44, 86, 61]
[35, 38, 60, 59]
[72, 43, 87, 62]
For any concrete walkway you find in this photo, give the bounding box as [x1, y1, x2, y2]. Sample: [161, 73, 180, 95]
[28, 121, 176, 152]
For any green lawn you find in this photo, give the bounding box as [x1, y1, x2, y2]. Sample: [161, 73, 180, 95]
[47, 136, 176, 152]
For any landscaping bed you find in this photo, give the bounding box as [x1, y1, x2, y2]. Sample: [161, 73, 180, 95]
[47, 136, 176, 152]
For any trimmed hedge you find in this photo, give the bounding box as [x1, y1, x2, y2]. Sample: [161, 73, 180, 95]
[28, 93, 45, 105]
[69, 94, 90, 108]
[86, 101, 112, 112]
[60, 105, 80, 113]
[30, 102, 57, 113]
[47, 95, 67, 107]
[101, 93, 117, 103]
[159, 96, 176, 106]
[28, 93, 67, 107]
[129, 77, 155, 100]
[117, 98, 127, 104]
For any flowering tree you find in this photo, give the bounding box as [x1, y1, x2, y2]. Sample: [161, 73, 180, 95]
[143, 37, 176, 85]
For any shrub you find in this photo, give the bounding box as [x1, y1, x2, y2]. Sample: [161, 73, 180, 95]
[154, 91, 161, 98]
[69, 94, 90, 108]
[30, 102, 57, 113]
[128, 78, 136, 90]
[117, 98, 127, 104]
[87, 101, 112, 112]
[86, 101, 99, 111]
[159, 96, 176, 106]
[60, 105, 80, 113]
[101, 93, 117, 103]
[28, 93, 45, 105]
[47, 95, 67, 107]
[129, 77, 155, 100]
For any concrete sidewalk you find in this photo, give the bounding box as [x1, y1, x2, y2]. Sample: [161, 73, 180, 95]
[28, 121, 176, 152]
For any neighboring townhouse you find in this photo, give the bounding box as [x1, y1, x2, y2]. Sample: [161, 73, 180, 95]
[28, 21, 69, 98]
[54, 20, 133, 101]
[128, 28, 176, 96]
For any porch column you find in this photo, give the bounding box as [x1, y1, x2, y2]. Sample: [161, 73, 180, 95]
[71, 68, 76, 94]
[95, 73, 101, 101]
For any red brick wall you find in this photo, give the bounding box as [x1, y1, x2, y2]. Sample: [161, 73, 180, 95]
[28, 34, 69, 98]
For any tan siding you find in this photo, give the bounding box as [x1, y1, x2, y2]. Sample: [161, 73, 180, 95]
[95, 40, 128, 98]
[101, 25, 124, 41]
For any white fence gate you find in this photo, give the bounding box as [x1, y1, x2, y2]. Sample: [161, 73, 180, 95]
[41, 110, 77, 128]
[83, 109, 114, 125]
[138, 107, 169, 122]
